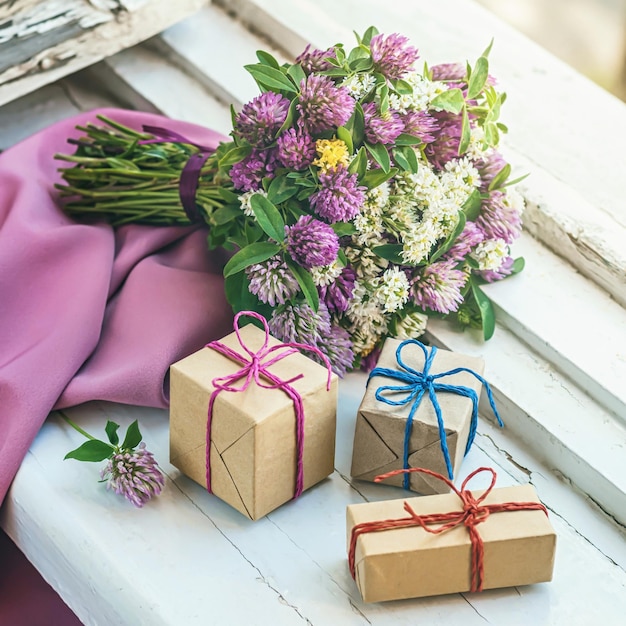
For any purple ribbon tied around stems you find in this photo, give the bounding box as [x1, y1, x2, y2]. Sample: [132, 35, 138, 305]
[205, 311, 333, 499]
[140, 125, 214, 223]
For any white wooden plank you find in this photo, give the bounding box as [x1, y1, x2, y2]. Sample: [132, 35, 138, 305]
[0, 0, 207, 107]
[2, 380, 626, 625]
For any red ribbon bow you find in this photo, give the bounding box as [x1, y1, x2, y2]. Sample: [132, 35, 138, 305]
[349, 467, 548, 592]
[205, 311, 333, 498]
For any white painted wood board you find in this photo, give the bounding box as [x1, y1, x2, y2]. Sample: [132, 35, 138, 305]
[2, 378, 626, 626]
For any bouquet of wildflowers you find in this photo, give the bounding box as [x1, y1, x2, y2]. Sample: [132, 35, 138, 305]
[57, 27, 525, 376]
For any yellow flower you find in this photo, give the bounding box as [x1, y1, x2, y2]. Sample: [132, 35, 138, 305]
[313, 138, 350, 171]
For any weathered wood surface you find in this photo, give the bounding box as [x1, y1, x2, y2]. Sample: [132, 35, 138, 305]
[0, 0, 207, 107]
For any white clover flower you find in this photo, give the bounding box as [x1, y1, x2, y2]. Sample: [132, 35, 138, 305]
[472, 238, 509, 271]
[466, 125, 487, 160]
[401, 221, 439, 265]
[376, 267, 410, 313]
[394, 310, 429, 340]
[310, 259, 343, 287]
[238, 189, 268, 217]
[353, 211, 384, 245]
[346, 244, 389, 279]
[366, 181, 390, 211]
[341, 73, 376, 100]
[505, 187, 526, 216]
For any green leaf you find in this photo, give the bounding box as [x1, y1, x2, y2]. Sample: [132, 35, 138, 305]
[462, 189, 483, 221]
[471, 280, 496, 340]
[378, 84, 389, 115]
[212, 205, 241, 225]
[345, 103, 365, 148]
[502, 173, 529, 188]
[364, 142, 390, 173]
[361, 25, 379, 46]
[256, 50, 280, 68]
[458, 106, 471, 155]
[267, 175, 299, 205]
[394, 133, 423, 146]
[277, 98, 298, 137]
[249, 194, 285, 242]
[319, 68, 349, 77]
[429, 211, 467, 263]
[398, 145, 418, 173]
[336, 126, 354, 154]
[219, 146, 252, 169]
[64, 440, 115, 462]
[348, 147, 368, 178]
[243, 64, 298, 93]
[467, 56, 489, 100]
[224, 271, 259, 313]
[331, 222, 357, 237]
[287, 63, 306, 87]
[392, 149, 411, 172]
[430, 88, 465, 114]
[361, 166, 398, 190]
[510, 256, 525, 274]
[217, 187, 240, 203]
[488, 163, 512, 191]
[347, 44, 369, 64]
[391, 79, 413, 95]
[481, 38, 494, 59]
[223, 242, 281, 277]
[105, 421, 120, 446]
[286, 260, 319, 312]
[121, 420, 142, 450]
[373, 244, 404, 264]
[349, 57, 374, 72]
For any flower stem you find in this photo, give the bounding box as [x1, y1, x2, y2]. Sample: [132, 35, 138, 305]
[58, 411, 95, 440]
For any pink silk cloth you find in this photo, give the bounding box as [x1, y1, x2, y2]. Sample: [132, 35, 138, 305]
[0, 108, 234, 504]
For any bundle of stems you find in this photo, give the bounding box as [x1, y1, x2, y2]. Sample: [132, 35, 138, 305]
[55, 116, 233, 227]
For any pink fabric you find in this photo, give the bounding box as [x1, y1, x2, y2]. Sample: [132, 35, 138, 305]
[0, 108, 234, 504]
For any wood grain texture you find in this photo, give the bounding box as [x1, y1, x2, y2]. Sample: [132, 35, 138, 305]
[0, 0, 207, 107]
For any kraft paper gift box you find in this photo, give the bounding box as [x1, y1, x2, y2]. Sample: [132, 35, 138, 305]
[347, 468, 557, 603]
[169, 313, 338, 520]
[351, 337, 501, 495]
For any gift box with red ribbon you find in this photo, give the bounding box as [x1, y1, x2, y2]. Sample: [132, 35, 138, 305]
[169, 311, 338, 520]
[347, 467, 556, 602]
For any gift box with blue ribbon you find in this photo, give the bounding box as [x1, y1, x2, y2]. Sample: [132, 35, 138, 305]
[350, 338, 503, 495]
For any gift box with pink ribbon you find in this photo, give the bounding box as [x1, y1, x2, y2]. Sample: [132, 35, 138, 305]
[169, 311, 338, 520]
[347, 467, 557, 602]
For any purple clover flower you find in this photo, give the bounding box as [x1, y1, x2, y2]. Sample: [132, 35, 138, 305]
[318, 325, 354, 377]
[297, 75, 355, 134]
[363, 102, 405, 145]
[296, 44, 337, 74]
[270, 301, 332, 346]
[431, 63, 466, 81]
[319, 266, 356, 314]
[246, 258, 299, 306]
[444, 221, 485, 262]
[277, 125, 316, 170]
[401, 110, 439, 144]
[235, 92, 290, 147]
[425, 111, 463, 170]
[230, 149, 279, 192]
[478, 256, 514, 283]
[412, 260, 467, 314]
[310, 165, 366, 223]
[100, 442, 165, 508]
[476, 151, 507, 191]
[370, 33, 419, 81]
[476, 191, 522, 244]
[286, 215, 340, 269]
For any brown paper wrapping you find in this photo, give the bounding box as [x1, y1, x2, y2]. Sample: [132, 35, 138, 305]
[169, 323, 338, 520]
[347, 484, 556, 602]
[350, 338, 485, 494]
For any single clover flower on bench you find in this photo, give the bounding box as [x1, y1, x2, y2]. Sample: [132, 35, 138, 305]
[61, 415, 164, 508]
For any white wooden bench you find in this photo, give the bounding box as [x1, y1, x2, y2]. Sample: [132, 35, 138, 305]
[2, 1, 626, 624]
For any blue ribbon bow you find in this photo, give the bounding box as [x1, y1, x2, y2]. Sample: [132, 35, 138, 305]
[368, 339, 504, 490]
